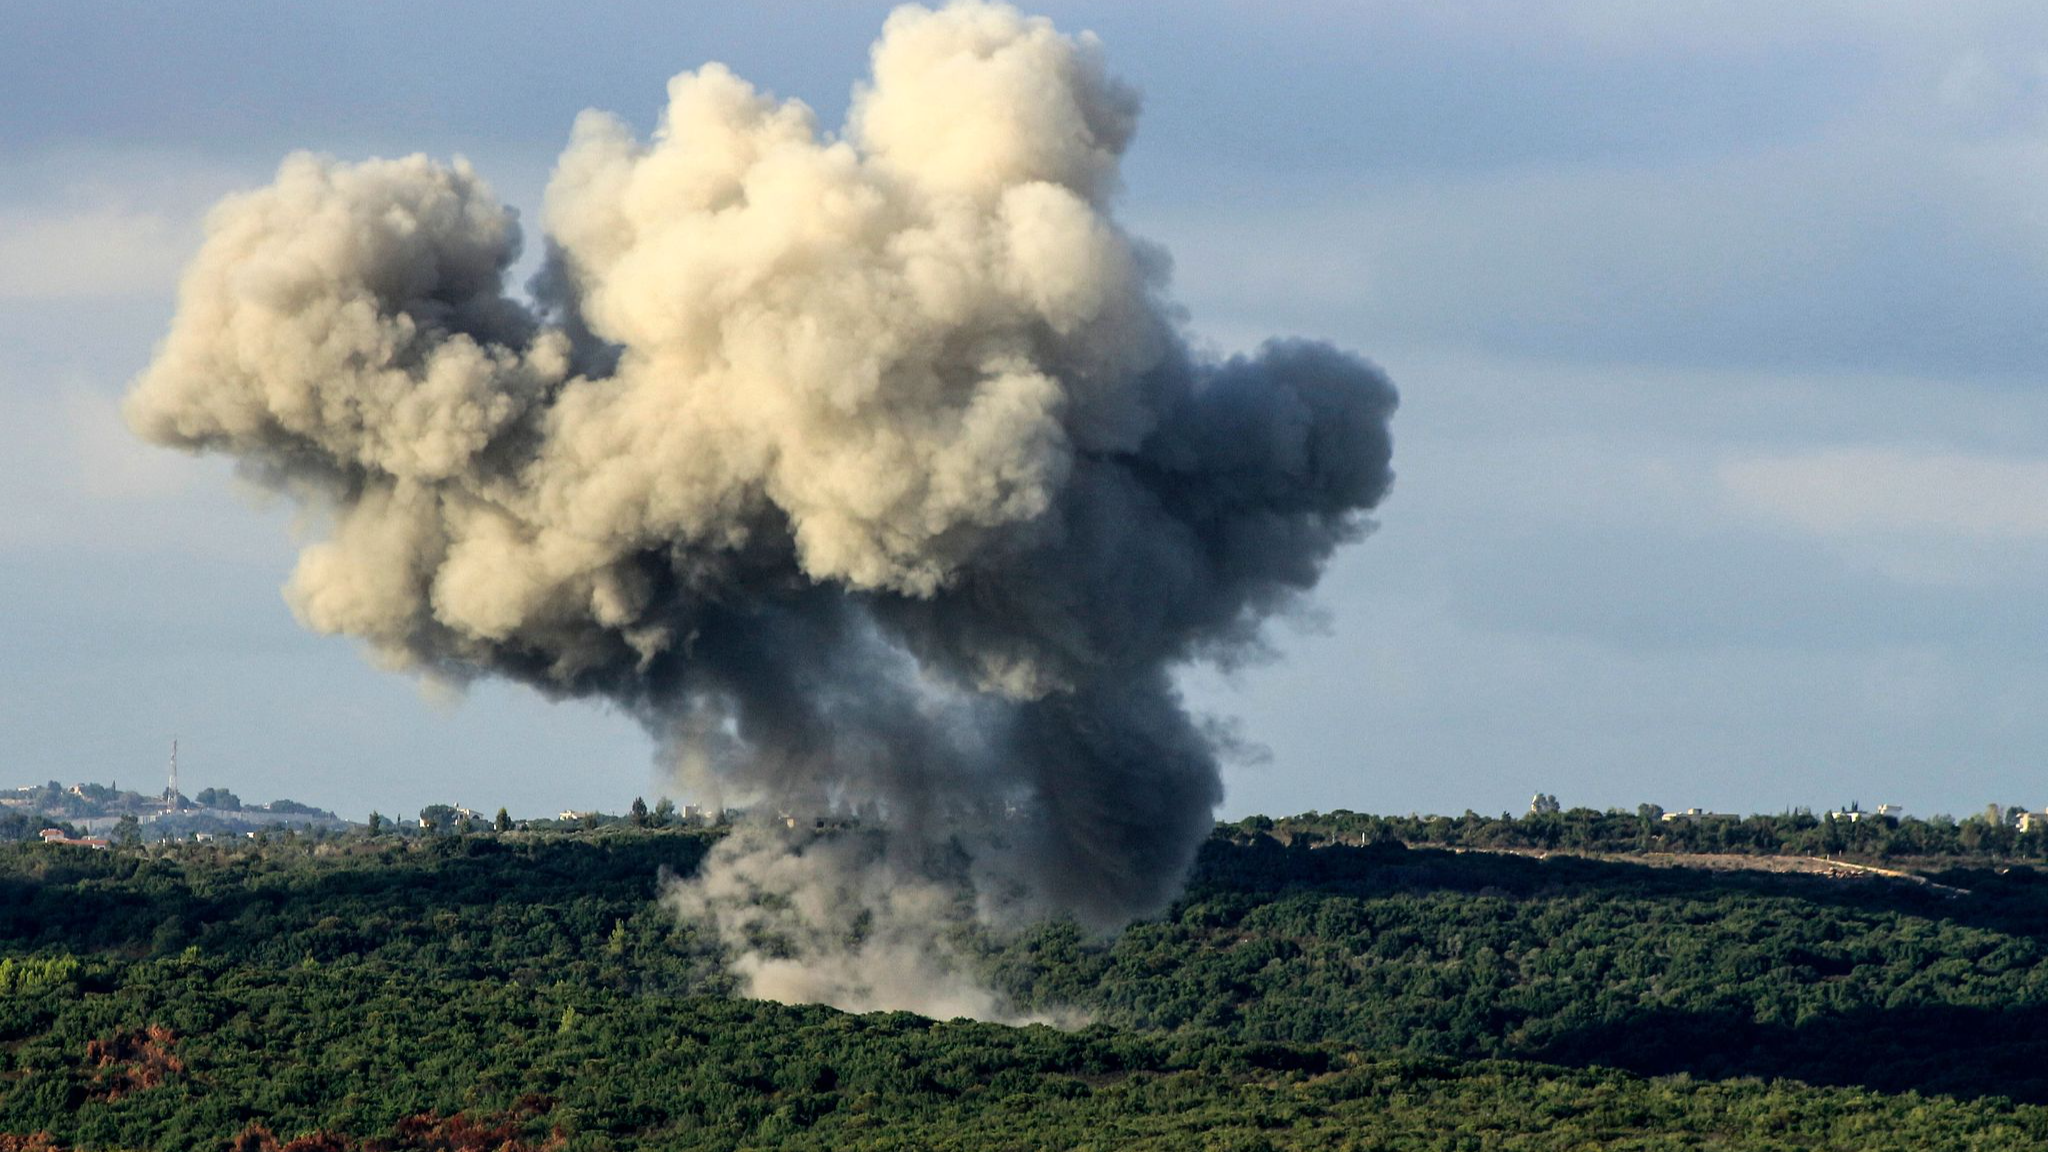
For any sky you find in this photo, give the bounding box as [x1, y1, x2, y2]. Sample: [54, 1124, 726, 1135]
[6, 0, 2048, 823]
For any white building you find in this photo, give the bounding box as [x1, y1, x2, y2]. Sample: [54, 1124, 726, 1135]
[39, 828, 108, 850]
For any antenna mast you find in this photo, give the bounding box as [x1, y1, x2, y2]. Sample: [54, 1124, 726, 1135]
[167, 738, 178, 806]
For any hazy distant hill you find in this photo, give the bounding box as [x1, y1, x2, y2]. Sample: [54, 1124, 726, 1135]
[0, 780, 347, 839]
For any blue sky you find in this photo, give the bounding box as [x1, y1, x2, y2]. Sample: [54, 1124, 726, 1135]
[6, 1, 2048, 822]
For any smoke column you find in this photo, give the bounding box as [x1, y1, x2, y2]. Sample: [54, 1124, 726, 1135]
[126, 1, 1395, 1017]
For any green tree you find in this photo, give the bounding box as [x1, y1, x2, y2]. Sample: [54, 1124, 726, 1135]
[366, 811, 384, 837]
[195, 787, 241, 810]
[494, 807, 512, 833]
[629, 797, 649, 828]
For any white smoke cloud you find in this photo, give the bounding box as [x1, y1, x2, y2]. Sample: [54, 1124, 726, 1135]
[666, 824, 1068, 1024]
[125, 1, 1397, 1017]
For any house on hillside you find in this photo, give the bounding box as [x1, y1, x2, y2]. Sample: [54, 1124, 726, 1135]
[1660, 807, 1735, 823]
[1825, 804, 1902, 823]
[38, 828, 108, 850]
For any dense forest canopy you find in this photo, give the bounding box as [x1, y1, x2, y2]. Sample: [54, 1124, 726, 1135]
[1, 815, 2045, 1148]
[1243, 805, 2048, 861]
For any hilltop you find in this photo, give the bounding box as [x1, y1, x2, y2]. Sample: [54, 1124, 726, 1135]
[0, 780, 347, 842]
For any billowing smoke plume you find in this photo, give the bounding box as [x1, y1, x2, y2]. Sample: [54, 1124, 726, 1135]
[126, 1, 1395, 1015]
[667, 824, 1077, 1024]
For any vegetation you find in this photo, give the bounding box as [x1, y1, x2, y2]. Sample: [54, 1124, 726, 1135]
[1002, 838, 2048, 1103]
[1240, 805, 2048, 861]
[0, 816, 2044, 1148]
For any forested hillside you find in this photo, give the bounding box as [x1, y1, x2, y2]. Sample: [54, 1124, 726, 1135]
[1242, 806, 2048, 860]
[1, 822, 2045, 1149]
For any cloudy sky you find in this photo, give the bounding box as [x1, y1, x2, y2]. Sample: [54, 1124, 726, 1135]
[7, 0, 2048, 822]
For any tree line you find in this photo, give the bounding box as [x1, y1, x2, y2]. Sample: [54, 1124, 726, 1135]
[1237, 805, 2048, 861]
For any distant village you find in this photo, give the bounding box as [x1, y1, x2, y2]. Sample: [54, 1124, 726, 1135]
[0, 779, 349, 847]
[0, 778, 726, 848]
[1, 783, 733, 846]
[1532, 793, 2048, 834]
